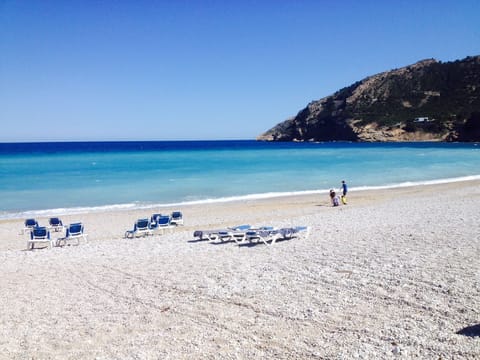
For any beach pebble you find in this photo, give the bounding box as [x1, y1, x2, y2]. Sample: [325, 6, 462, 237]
[0, 182, 479, 358]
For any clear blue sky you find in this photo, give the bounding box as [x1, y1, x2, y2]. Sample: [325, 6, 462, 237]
[1, 0, 479, 141]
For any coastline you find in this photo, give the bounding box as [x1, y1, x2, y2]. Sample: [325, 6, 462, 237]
[2, 141, 479, 219]
[2, 174, 480, 221]
[1, 178, 480, 251]
[0, 180, 479, 358]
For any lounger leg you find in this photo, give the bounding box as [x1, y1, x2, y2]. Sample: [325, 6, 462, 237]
[271, 234, 282, 245]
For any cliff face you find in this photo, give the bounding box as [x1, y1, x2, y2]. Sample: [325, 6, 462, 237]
[258, 56, 480, 142]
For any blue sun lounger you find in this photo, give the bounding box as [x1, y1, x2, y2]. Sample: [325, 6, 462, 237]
[170, 211, 184, 226]
[150, 214, 163, 227]
[48, 217, 64, 232]
[58, 222, 88, 246]
[27, 226, 55, 250]
[151, 215, 175, 234]
[23, 218, 38, 234]
[125, 219, 152, 238]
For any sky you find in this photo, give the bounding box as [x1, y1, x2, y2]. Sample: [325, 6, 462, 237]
[1, 0, 479, 142]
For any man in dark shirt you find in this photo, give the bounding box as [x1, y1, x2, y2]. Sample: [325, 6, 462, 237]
[341, 180, 348, 196]
[341, 180, 348, 205]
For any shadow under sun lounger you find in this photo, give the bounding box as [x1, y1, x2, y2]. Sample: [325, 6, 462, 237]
[457, 324, 480, 337]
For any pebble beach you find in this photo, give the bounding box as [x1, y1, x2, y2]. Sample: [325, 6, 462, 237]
[0, 180, 479, 359]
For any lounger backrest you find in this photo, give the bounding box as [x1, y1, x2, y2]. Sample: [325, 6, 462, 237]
[49, 217, 62, 226]
[31, 227, 49, 239]
[67, 223, 83, 236]
[25, 219, 37, 227]
[135, 219, 150, 230]
[150, 214, 162, 223]
[157, 216, 171, 226]
[171, 211, 182, 219]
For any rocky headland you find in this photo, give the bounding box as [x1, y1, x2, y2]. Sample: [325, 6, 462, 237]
[258, 56, 480, 142]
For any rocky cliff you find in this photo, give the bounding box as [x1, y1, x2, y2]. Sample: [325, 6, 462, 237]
[257, 56, 480, 142]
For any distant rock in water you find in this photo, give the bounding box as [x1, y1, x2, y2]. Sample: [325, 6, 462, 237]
[258, 56, 480, 142]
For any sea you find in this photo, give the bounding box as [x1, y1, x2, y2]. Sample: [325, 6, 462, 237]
[0, 140, 479, 219]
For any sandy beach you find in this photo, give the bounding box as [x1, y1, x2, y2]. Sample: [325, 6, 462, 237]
[0, 180, 479, 359]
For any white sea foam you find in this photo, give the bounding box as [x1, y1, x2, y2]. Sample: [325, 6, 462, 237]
[349, 174, 480, 191]
[2, 175, 479, 220]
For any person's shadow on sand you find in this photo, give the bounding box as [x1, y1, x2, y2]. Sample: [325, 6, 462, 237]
[456, 324, 480, 337]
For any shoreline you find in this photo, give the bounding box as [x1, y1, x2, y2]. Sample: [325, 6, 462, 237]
[0, 179, 479, 252]
[0, 179, 479, 358]
[2, 174, 480, 220]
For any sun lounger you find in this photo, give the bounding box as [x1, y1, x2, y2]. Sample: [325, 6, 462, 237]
[244, 226, 310, 246]
[150, 213, 162, 227]
[27, 226, 55, 250]
[23, 218, 38, 234]
[193, 229, 224, 241]
[57, 222, 88, 246]
[125, 219, 152, 238]
[152, 215, 175, 234]
[193, 225, 251, 242]
[48, 217, 64, 232]
[170, 211, 184, 226]
[216, 224, 252, 243]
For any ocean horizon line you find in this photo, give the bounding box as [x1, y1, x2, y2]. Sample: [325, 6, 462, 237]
[2, 175, 479, 220]
[2, 139, 479, 145]
[0, 138, 256, 145]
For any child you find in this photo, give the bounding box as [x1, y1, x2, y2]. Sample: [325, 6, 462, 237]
[330, 189, 339, 207]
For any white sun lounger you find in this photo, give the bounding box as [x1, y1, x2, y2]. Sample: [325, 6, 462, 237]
[216, 225, 253, 243]
[244, 226, 309, 246]
[193, 225, 251, 242]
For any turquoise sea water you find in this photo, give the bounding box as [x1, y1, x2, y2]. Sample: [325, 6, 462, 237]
[0, 140, 479, 219]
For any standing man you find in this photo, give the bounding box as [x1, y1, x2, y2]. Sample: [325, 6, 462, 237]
[341, 180, 348, 204]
